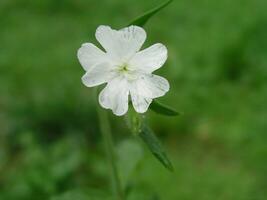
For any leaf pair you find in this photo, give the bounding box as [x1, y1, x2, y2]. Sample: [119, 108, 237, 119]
[127, 0, 177, 172]
[128, 0, 179, 117]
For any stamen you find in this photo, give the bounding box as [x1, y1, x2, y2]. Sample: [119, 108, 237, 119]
[118, 63, 129, 72]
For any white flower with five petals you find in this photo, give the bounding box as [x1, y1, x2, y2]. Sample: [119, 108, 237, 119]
[77, 25, 169, 116]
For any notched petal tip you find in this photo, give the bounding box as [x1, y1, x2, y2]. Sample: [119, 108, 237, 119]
[95, 25, 112, 36]
[81, 74, 91, 87]
[133, 99, 152, 114]
[155, 43, 168, 63]
[96, 25, 110, 30]
[98, 88, 111, 109]
[77, 42, 106, 71]
[77, 44, 87, 60]
[163, 78, 170, 93]
[112, 108, 128, 116]
[129, 43, 168, 73]
[98, 79, 130, 116]
[121, 25, 147, 36]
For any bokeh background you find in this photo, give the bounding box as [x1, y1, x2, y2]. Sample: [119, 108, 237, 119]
[1, 0, 267, 199]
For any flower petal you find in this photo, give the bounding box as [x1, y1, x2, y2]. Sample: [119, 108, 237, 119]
[95, 25, 146, 61]
[99, 77, 129, 116]
[130, 81, 152, 113]
[129, 43, 167, 73]
[77, 43, 106, 71]
[129, 74, 169, 113]
[82, 62, 113, 87]
[118, 26, 147, 55]
[141, 74, 170, 98]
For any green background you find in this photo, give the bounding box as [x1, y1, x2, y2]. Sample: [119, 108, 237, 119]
[0, 0, 267, 199]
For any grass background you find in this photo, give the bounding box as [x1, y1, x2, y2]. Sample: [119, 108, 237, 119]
[0, 0, 267, 199]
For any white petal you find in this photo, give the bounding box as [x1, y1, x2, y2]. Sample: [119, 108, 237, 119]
[82, 62, 113, 87]
[131, 94, 152, 114]
[142, 74, 170, 98]
[130, 81, 152, 113]
[95, 25, 146, 60]
[99, 77, 129, 116]
[118, 26, 147, 54]
[129, 74, 169, 113]
[129, 43, 167, 73]
[77, 43, 106, 71]
[95, 26, 116, 54]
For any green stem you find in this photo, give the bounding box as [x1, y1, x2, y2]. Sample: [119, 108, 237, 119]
[97, 107, 125, 200]
[125, 106, 143, 136]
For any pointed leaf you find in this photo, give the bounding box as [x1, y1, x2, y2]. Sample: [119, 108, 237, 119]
[139, 124, 174, 171]
[128, 0, 173, 27]
[150, 100, 180, 116]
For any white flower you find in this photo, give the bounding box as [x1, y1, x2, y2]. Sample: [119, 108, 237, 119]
[77, 25, 169, 116]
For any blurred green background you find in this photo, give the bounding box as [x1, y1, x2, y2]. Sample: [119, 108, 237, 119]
[1, 0, 267, 199]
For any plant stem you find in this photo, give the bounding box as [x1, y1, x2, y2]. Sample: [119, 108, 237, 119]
[97, 107, 125, 200]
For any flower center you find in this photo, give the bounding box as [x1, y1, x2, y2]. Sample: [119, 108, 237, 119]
[118, 63, 129, 73]
[116, 63, 137, 81]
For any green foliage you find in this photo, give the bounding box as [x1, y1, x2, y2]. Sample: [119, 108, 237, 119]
[126, 109, 173, 171]
[128, 0, 173, 27]
[139, 124, 174, 172]
[1, 0, 267, 199]
[150, 100, 180, 116]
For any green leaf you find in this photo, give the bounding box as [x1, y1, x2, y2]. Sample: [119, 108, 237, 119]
[150, 100, 180, 116]
[139, 124, 174, 172]
[128, 0, 173, 27]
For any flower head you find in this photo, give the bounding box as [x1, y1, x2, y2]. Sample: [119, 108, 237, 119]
[77, 25, 169, 116]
